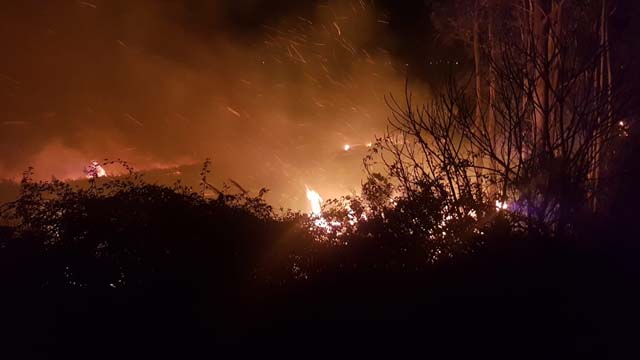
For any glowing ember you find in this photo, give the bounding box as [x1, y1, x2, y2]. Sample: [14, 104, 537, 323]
[306, 187, 323, 215]
[619, 121, 630, 137]
[84, 161, 107, 179]
[343, 144, 351, 151]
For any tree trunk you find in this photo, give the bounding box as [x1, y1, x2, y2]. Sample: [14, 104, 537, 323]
[592, 0, 612, 211]
[472, 0, 487, 187]
[533, 0, 550, 154]
[473, 5, 482, 128]
[547, 0, 563, 151]
[488, 10, 499, 196]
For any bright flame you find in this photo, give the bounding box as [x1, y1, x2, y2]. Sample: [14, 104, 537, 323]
[366, 142, 372, 147]
[495, 200, 508, 211]
[84, 161, 107, 179]
[343, 144, 351, 151]
[306, 187, 323, 215]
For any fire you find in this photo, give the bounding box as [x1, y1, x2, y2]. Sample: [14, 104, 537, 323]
[306, 187, 323, 215]
[84, 161, 107, 179]
[306, 187, 340, 234]
[495, 200, 508, 211]
[305, 187, 368, 239]
[343, 144, 351, 151]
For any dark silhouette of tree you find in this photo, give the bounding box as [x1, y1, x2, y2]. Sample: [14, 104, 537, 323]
[369, 1, 632, 236]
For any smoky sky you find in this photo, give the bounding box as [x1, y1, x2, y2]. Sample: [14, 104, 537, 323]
[0, 0, 450, 209]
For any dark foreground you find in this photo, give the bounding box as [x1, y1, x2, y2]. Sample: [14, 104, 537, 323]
[2, 151, 640, 358]
[1, 215, 638, 359]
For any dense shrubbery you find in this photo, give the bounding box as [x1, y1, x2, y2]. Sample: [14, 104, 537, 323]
[0, 162, 499, 293]
[0, 155, 638, 357]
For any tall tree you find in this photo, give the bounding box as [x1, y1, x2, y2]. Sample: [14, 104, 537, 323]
[375, 0, 625, 233]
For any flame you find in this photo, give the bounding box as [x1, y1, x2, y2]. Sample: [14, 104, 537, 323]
[306, 187, 323, 215]
[495, 200, 508, 211]
[85, 161, 107, 179]
[343, 144, 351, 151]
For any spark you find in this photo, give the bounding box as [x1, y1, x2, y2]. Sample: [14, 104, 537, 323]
[288, 43, 307, 63]
[333, 22, 342, 36]
[124, 113, 143, 127]
[78, 1, 97, 9]
[226, 107, 241, 118]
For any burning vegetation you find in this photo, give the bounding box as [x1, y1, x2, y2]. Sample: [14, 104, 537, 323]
[0, 0, 430, 211]
[84, 161, 107, 179]
[0, 0, 639, 356]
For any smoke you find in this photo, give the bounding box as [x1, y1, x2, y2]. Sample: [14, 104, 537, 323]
[0, 0, 431, 209]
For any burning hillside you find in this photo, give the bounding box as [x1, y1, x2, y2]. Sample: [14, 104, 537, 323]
[0, 0, 436, 210]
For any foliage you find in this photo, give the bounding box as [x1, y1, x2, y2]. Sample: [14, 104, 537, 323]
[0, 161, 294, 293]
[420, 0, 633, 236]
